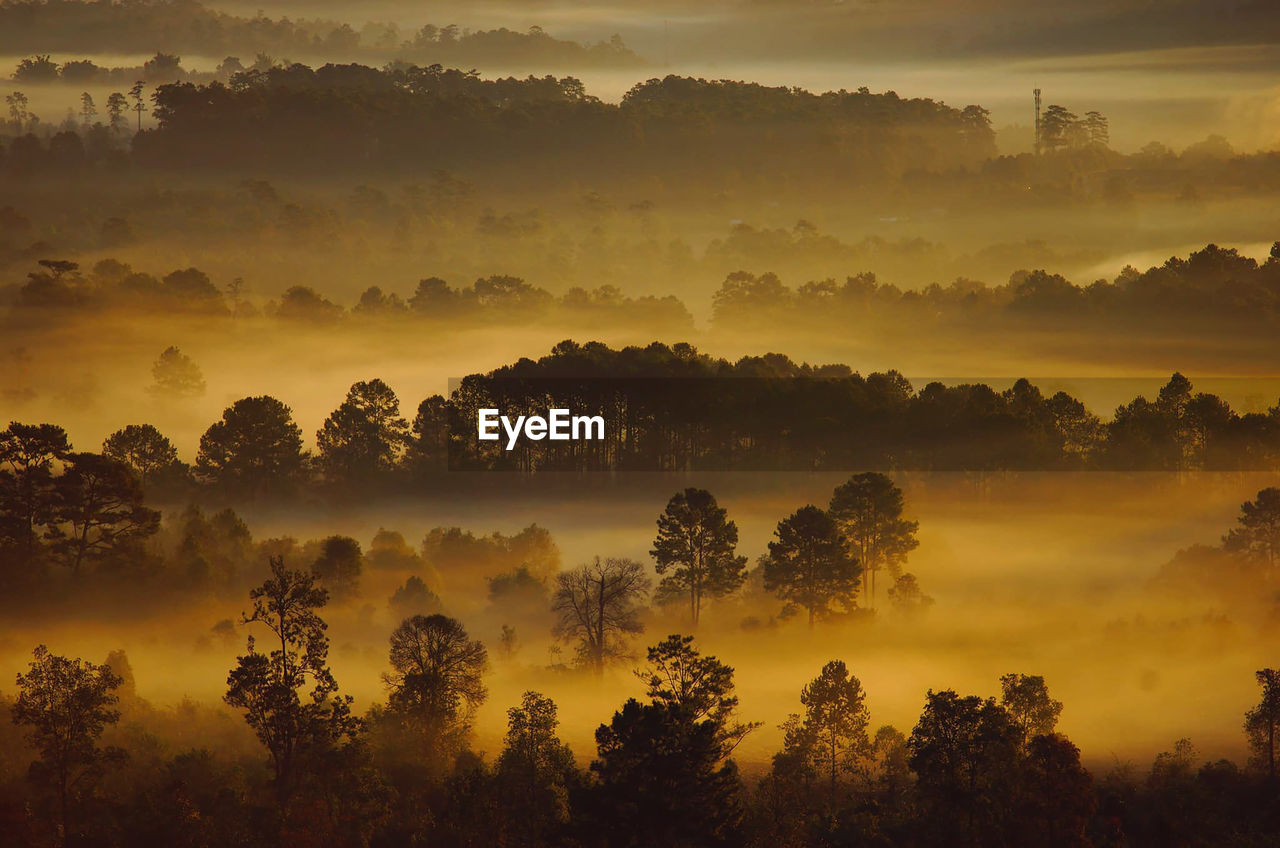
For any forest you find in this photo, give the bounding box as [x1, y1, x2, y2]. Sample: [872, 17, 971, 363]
[2, 429, 1280, 846]
[0, 0, 640, 69]
[3, 1, 1280, 846]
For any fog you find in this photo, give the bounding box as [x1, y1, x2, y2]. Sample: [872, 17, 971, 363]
[0, 471, 1270, 774]
[2, 2, 1278, 843]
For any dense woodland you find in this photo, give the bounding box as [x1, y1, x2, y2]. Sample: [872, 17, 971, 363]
[0, 466, 1277, 846]
[2, 4, 1278, 845]
[5, 241, 1280, 380]
[0, 62, 995, 178]
[136, 68, 995, 179]
[0, 0, 641, 69]
[9, 335, 1280, 485]
[2, 399, 1280, 843]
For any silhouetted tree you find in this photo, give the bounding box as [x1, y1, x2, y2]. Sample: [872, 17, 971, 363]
[128, 80, 145, 130]
[887, 572, 934, 616]
[310, 535, 362, 598]
[148, 345, 205, 398]
[105, 92, 127, 133]
[1015, 733, 1095, 848]
[366, 528, 429, 573]
[12, 645, 124, 842]
[500, 624, 519, 659]
[384, 614, 488, 754]
[828, 472, 918, 608]
[1244, 668, 1279, 780]
[1224, 487, 1280, 576]
[0, 422, 70, 568]
[47, 452, 160, 576]
[782, 659, 871, 793]
[6, 90, 30, 126]
[1000, 673, 1064, 748]
[1040, 104, 1078, 152]
[316, 378, 409, 487]
[764, 506, 861, 627]
[635, 634, 759, 757]
[224, 556, 356, 809]
[869, 724, 912, 805]
[496, 691, 577, 847]
[551, 557, 649, 674]
[407, 394, 449, 475]
[908, 690, 1022, 845]
[195, 396, 306, 496]
[101, 423, 177, 487]
[489, 565, 550, 621]
[389, 575, 441, 618]
[1083, 110, 1109, 147]
[650, 488, 748, 625]
[587, 698, 741, 848]
[78, 92, 96, 127]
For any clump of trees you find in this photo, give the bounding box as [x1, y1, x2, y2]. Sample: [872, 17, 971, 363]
[446, 341, 1280, 472]
[1038, 103, 1110, 152]
[11, 645, 125, 842]
[4, 258, 696, 332]
[8, 245, 1280, 368]
[709, 243, 1280, 341]
[0, 1, 639, 70]
[0, 422, 160, 587]
[1156, 485, 1280, 605]
[127, 64, 991, 181]
[5, 573, 1279, 846]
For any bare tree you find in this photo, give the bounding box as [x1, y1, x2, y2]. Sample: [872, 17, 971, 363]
[551, 556, 649, 674]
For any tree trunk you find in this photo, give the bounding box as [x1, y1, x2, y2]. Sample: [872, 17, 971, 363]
[58, 762, 69, 847]
[1269, 707, 1275, 780]
[595, 574, 606, 676]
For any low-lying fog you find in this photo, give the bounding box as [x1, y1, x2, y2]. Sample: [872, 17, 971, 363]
[0, 472, 1271, 774]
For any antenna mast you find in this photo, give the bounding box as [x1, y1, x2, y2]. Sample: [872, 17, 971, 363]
[1034, 88, 1042, 155]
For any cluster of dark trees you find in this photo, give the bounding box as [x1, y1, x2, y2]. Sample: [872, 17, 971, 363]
[0, 0, 639, 68]
[1, 398, 932, 623]
[3, 604, 1278, 847]
[8, 242, 1280, 351]
[1157, 486, 1280, 607]
[444, 342, 1280, 472]
[1037, 104, 1110, 152]
[11, 51, 204, 86]
[10, 342, 1280, 507]
[119, 65, 994, 178]
[712, 242, 1280, 334]
[1, 258, 695, 330]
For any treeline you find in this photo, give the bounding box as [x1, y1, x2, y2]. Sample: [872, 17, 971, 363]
[0, 416, 932, 620]
[3, 615, 1278, 846]
[10, 344, 1280, 491]
[712, 242, 1280, 332]
[0, 366, 909, 594]
[447, 344, 1280, 472]
[12, 51, 210, 86]
[1, 258, 695, 330]
[122, 66, 994, 177]
[8, 242, 1280, 340]
[4, 422, 1279, 845]
[0, 0, 640, 68]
